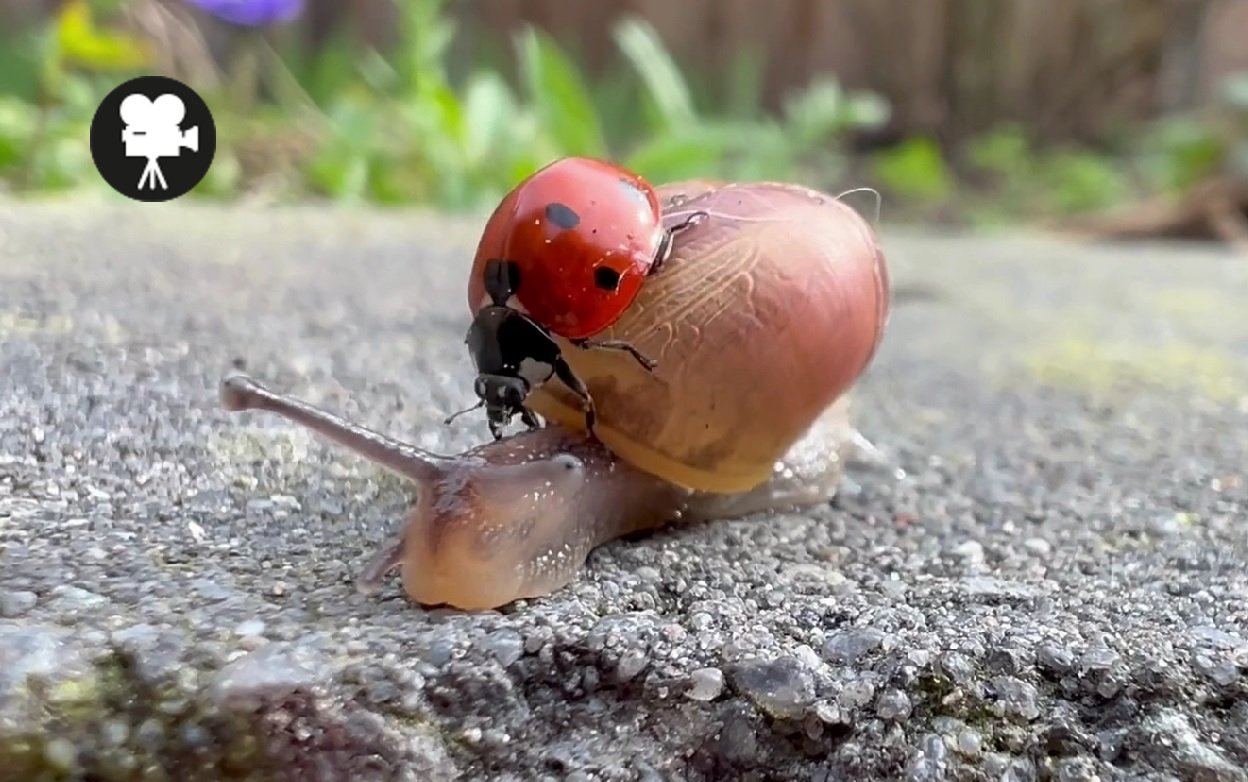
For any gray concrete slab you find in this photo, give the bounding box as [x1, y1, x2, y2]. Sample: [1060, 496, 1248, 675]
[1, 202, 1246, 781]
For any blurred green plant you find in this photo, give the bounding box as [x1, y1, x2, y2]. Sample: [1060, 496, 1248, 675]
[0, 0, 889, 208]
[1132, 70, 1248, 194]
[963, 125, 1128, 220]
[867, 136, 955, 204]
[297, 2, 890, 208]
[0, 0, 151, 194]
[2, 0, 1240, 231]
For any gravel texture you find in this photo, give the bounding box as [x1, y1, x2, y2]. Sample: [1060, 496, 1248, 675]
[1, 202, 1246, 782]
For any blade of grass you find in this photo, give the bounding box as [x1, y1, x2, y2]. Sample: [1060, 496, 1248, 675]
[624, 123, 745, 182]
[515, 25, 607, 158]
[612, 17, 696, 133]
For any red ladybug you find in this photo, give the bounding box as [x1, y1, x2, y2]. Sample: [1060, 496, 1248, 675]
[449, 156, 703, 440]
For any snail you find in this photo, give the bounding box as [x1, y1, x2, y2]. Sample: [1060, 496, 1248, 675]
[220, 178, 892, 610]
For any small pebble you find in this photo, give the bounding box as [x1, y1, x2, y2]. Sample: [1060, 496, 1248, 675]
[822, 628, 888, 665]
[732, 656, 816, 719]
[1081, 646, 1119, 670]
[0, 590, 38, 617]
[876, 689, 912, 720]
[616, 649, 649, 682]
[687, 667, 724, 701]
[1036, 643, 1075, 674]
[481, 631, 525, 668]
[235, 619, 266, 638]
[813, 701, 842, 724]
[907, 734, 947, 781]
[1192, 654, 1239, 686]
[952, 540, 985, 564]
[43, 736, 77, 770]
[955, 729, 982, 755]
[46, 585, 108, 612]
[938, 652, 976, 685]
[991, 676, 1041, 721]
[837, 680, 876, 710]
[1022, 538, 1052, 557]
[718, 706, 758, 763]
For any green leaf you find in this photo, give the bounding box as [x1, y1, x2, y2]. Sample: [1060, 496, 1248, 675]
[284, 34, 359, 107]
[1219, 71, 1248, 111]
[1137, 117, 1224, 193]
[305, 102, 378, 202]
[966, 125, 1033, 177]
[31, 134, 94, 190]
[461, 71, 520, 165]
[396, 0, 455, 95]
[869, 137, 953, 202]
[725, 48, 766, 120]
[192, 148, 241, 199]
[842, 90, 891, 129]
[1039, 151, 1126, 215]
[612, 18, 696, 133]
[623, 125, 744, 183]
[515, 25, 606, 158]
[0, 97, 38, 171]
[356, 48, 400, 95]
[56, 0, 150, 72]
[0, 28, 48, 102]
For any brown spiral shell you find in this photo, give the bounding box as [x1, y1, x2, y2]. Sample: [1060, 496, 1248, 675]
[524, 179, 891, 494]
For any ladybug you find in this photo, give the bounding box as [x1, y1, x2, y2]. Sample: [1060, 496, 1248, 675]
[449, 156, 704, 440]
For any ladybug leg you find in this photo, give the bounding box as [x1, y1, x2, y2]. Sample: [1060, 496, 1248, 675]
[651, 210, 709, 275]
[519, 407, 543, 430]
[571, 338, 657, 373]
[671, 210, 709, 234]
[487, 418, 506, 441]
[551, 355, 599, 437]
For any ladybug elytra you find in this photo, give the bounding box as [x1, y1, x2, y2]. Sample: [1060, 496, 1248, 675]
[450, 156, 704, 440]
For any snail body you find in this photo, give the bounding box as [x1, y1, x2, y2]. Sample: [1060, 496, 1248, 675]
[221, 378, 865, 609]
[221, 178, 892, 610]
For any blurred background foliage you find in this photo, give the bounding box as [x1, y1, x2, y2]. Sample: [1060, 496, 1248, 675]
[0, 0, 1245, 240]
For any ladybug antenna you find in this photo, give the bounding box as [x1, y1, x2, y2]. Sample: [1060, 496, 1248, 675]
[834, 187, 883, 225]
[443, 400, 484, 426]
[653, 210, 709, 273]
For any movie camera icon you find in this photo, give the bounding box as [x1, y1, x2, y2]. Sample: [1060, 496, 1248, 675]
[119, 93, 200, 191]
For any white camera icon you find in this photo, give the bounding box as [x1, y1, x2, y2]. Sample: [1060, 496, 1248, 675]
[119, 94, 199, 191]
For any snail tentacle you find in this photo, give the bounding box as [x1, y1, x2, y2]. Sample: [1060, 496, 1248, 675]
[221, 373, 453, 483]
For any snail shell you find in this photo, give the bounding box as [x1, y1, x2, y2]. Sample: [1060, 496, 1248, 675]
[525, 180, 892, 494]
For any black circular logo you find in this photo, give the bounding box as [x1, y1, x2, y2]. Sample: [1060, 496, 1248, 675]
[90, 75, 217, 203]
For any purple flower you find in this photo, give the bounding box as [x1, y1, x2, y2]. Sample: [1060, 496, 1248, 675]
[185, 0, 304, 27]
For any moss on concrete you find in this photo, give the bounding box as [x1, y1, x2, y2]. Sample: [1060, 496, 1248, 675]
[0, 646, 286, 782]
[1021, 332, 1244, 401]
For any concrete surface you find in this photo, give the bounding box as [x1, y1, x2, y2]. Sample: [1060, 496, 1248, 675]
[0, 202, 1246, 782]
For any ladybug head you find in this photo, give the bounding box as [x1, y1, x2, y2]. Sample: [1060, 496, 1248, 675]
[476, 373, 527, 412]
[474, 374, 529, 437]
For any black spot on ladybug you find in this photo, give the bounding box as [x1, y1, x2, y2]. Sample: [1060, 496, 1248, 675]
[483, 257, 523, 303]
[544, 202, 581, 230]
[594, 266, 622, 291]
